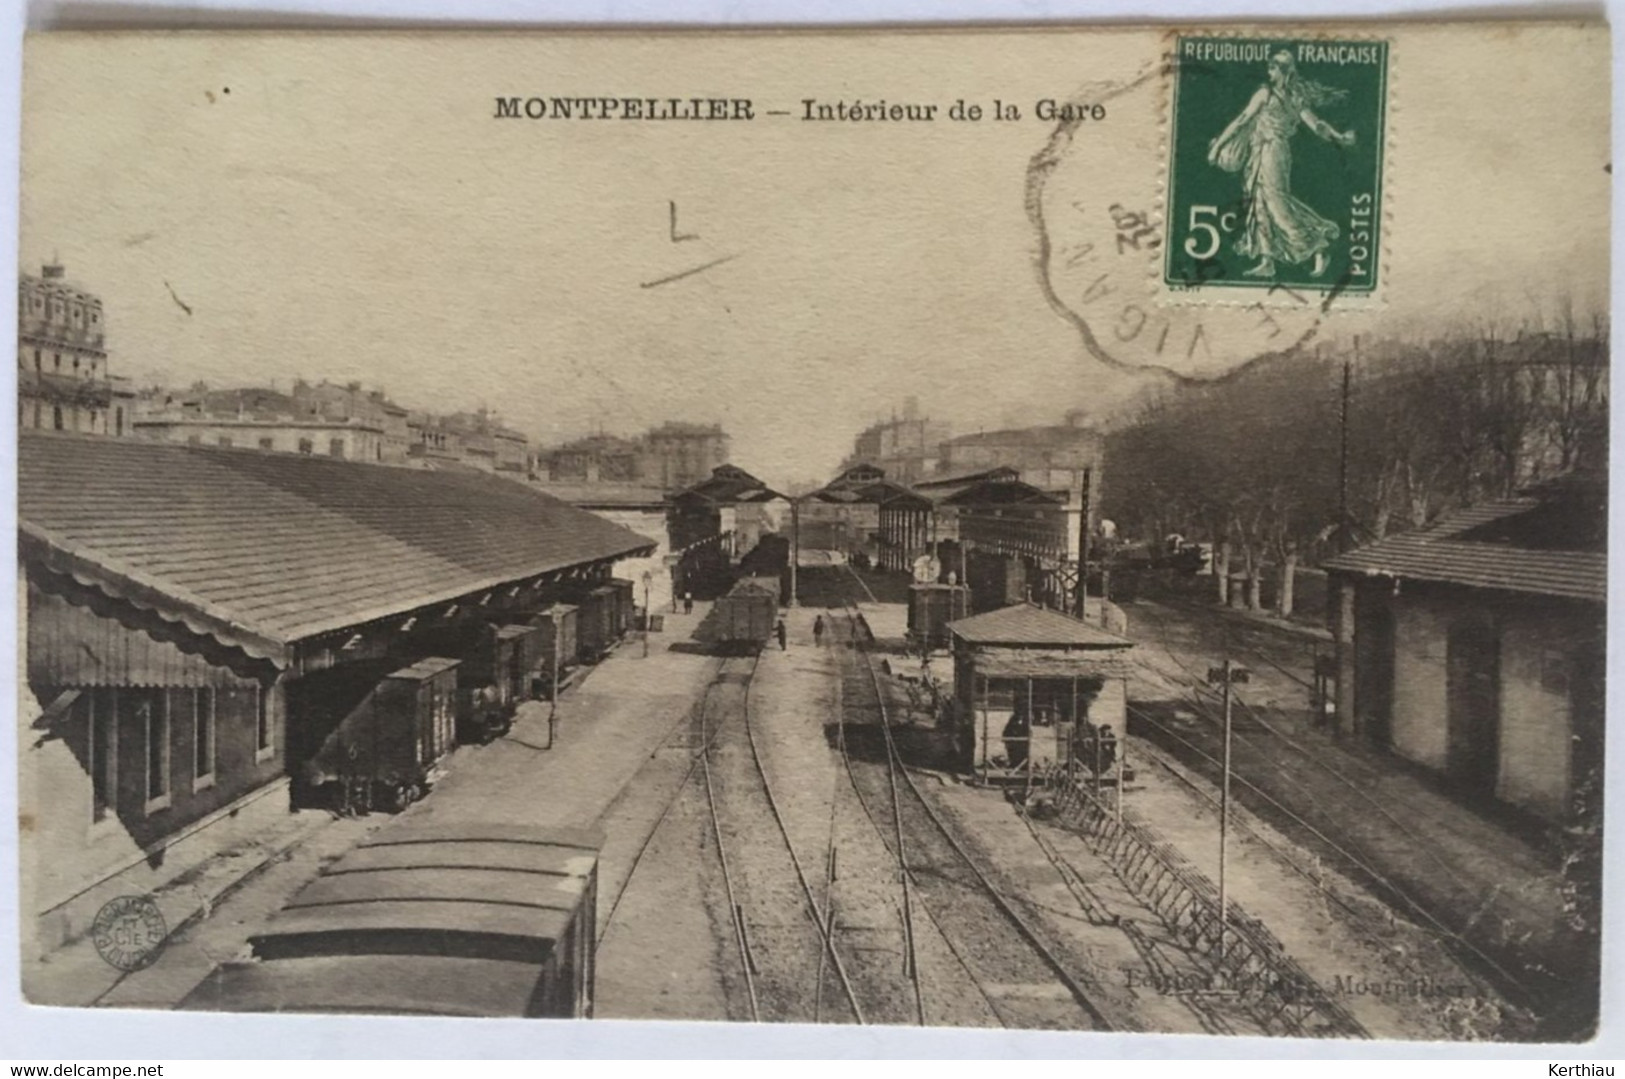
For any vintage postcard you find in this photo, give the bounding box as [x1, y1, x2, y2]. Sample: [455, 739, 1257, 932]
[14, 23, 1609, 1044]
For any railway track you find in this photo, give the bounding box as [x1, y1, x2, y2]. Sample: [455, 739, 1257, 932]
[598, 651, 863, 1024]
[829, 601, 1116, 1032]
[1119, 624, 1552, 1016]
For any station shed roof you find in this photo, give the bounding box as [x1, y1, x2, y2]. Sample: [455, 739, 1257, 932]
[19, 431, 656, 666]
[1322, 480, 1605, 603]
[949, 603, 1132, 649]
[948, 603, 1134, 680]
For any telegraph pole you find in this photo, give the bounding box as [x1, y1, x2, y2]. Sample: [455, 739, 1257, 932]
[1206, 660, 1249, 960]
[1337, 345, 1354, 553]
[789, 497, 801, 608]
[1074, 467, 1092, 621]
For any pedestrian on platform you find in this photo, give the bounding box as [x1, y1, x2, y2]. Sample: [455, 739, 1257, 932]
[683, 591, 693, 614]
[775, 619, 787, 651]
[813, 615, 825, 647]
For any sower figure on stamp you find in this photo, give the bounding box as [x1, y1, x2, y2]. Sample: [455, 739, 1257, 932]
[1208, 50, 1356, 279]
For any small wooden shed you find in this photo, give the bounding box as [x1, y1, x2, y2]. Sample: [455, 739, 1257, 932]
[946, 603, 1134, 780]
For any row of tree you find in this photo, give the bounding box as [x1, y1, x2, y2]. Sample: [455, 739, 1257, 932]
[1101, 317, 1609, 616]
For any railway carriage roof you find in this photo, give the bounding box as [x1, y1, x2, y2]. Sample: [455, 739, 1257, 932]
[179, 954, 548, 1017]
[19, 432, 656, 665]
[251, 822, 600, 956]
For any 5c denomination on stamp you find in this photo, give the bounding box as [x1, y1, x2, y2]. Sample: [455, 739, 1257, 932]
[1165, 36, 1388, 295]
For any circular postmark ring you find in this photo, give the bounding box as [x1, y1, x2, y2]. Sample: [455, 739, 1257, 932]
[91, 894, 168, 972]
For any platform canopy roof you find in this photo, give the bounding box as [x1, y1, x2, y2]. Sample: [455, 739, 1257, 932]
[1322, 481, 1606, 603]
[919, 474, 1061, 508]
[808, 463, 931, 509]
[670, 463, 786, 506]
[19, 431, 656, 666]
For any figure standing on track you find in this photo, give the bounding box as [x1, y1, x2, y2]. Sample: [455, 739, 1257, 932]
[813, 614, 825, 647]
[1095, 723, 1118, 778]
[774, 618, 787, 651]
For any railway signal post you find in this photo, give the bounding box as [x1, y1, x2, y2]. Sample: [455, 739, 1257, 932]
[1207, 660, 1250, 961]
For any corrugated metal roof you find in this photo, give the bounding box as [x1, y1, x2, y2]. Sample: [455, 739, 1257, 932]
[19, 432, 657, 654]
[1322, 499, 1606, 602]
[948, 603, 1133, 648]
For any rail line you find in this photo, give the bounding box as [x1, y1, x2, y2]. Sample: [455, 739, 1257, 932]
[1119, 683, 1537, 1007]
[1126, 608, 1552, 929]
[597, 654, 738, 943]
[597, 649, 865, 1024]
[833, 601, 1116, 1031]
[734, 651, 868, 1024]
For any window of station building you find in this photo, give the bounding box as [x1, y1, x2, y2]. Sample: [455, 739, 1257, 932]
[298, 438, 314, 455]
[124, 689, 170, 812]
[329, 438, 345, 459]
[53, 353, 61, 371]
[86, 690, 116, 825]
[115, 407, 125, 437]
[259, 436, 274, 451]
[255, 684, 273, 760]
[32, 348, 40, 370]
[52, 406, 63, 431]
[218, 436, 233, 448]
[189, 688, 216, 789]
[186, 434, 202, 447]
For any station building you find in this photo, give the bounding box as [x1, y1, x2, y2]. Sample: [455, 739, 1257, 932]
[1323, 474, 1606, 824]
[19, 431, 653, 958]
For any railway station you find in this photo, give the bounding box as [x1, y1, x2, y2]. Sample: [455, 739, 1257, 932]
[17, 413, 1604, 1043]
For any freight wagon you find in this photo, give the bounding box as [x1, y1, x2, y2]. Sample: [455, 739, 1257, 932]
[607, 577, 636, 639]
[710, 576, 779, 654]
[908, 583, 970, 651]
[570, 583, 620, 664]
[528, 603, 578, 700]
[180, 821, 602, 1019]
[297, 656, 461, 814]
[455, 623, 542, 744]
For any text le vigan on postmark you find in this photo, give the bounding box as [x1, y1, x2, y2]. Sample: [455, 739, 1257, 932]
[1165, 37, 1388, 296]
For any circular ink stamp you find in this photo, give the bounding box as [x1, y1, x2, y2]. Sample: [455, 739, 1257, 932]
[91, 894, 168, 972]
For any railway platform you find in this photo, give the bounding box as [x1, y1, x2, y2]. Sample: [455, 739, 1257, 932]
[37, 602, 724, 1012]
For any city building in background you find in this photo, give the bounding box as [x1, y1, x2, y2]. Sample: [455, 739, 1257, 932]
[641, 420, 730, 491]
[544, 433, 644, 483]
[845, 396, 952, 486]
[17, 262, 133, 437]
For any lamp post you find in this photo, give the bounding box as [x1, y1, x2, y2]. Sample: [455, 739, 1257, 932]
[1206, 659, 1250, 961]
[641, 571, 652, 658]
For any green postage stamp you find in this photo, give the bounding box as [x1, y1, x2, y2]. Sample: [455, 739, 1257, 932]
[1165, 36, 1389, 296]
